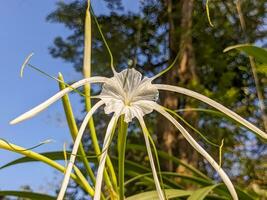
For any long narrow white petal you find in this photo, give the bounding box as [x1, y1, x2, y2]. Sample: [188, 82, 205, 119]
[155, 84, 267, 140]
[151, 102, 238, 200]
[138, 117, 165, 200]
[94, 115, 118, 200]
[10, 76, 108, 125]
[57, 101, 104, 200]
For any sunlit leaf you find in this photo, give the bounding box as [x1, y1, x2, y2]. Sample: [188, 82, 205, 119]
[0, 190, 56, 200]
[187, 185, 218, 200]
[224, 44, 267, 64]
[125, 189, 192, 200]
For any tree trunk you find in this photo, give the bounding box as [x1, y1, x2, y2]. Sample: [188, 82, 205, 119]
[159, 0, 198, 172]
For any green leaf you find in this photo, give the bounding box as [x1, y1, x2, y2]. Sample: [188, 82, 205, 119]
[0, 151, 99, 170]
[224, 44, 267, 64]
[127, 144, 210, 180]
[125, 189, 192, 200]
[0, 151, 69, 170]
[0, 190, 56, 200]
[187, 185, 218, 200]
[213, 184, 255, 200]
[256, 64, 267, 74]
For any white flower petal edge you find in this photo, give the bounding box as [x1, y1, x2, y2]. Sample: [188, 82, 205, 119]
[10, 76, 108, 125]
[138, 117, 165, 200]
[94, 115, 119, 200]
[154, 84, 267, 140]
[150, 102, 238, 200]
[57, 101, 104, 200]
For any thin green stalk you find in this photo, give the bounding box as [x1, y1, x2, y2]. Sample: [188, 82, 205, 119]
[236, 0, 267, 132]
[205, 0, 214, 27]
[165, 107, 224, 167]
[165, 108, 220, 147]
[90, 7, 115, 73]
[0, 138, 51, 152]
[58, 73, 96, 183]
[152, 52, 179, 80]
[117, 116, 128, 200]
[83, 1, 117, 196]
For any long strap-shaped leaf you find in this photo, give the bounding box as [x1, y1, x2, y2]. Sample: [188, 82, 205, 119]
[0, 141, 93, 195]
[126, 189, 192, 200]
[126, 144, 209, 180]
[155, 84, 267, 140]
[187, 185, 219, 200]
[0, 190, 56, 200]
[151, 102, 238, 200]
[10, 76, 107, 125]
[94, 115, 118, 200]
[57, 101, 104, 200]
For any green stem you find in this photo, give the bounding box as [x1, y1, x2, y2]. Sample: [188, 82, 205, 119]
[58, 73, 95, 183]
[83, 1, 117, 196]
[118, 116, 128, 200]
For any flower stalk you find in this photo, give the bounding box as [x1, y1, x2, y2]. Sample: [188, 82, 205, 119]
[58, 73, 95, 183]
[118, 115, 128, 200]
[83, 0, 117, 194]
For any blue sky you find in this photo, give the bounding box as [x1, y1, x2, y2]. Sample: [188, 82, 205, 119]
[0, 0, 138, 195]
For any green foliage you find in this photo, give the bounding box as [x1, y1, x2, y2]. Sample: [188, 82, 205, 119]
[224, 44, 267, 64]
[44, 0, 267, 198]
[187, 185, 219, 200]
[0, 191, 56, 200]
[2, 0, 267, 199]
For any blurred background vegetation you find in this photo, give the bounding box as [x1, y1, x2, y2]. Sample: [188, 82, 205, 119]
[1, 0, 267, 199]
[44, 0, 267, 198]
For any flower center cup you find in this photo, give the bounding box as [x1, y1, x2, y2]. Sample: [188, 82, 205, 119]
[100, 68, 159, 122]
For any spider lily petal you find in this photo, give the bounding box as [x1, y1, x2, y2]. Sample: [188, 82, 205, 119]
[154, 84, 267, 140]
[10, 77, 108, 125]
[57, 101, 104, 200]
[138, 117, 165, 200]
[94, 115, 119, 200]
[151, 102, 238, 200]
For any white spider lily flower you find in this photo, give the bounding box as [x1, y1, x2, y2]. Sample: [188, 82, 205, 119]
[100, 68, 158, 123]
[10, 67, 267, 200]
